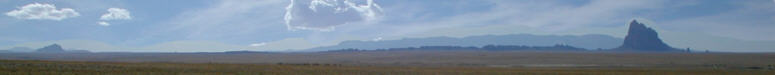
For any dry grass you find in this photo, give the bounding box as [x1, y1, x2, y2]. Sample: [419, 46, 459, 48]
[1, 60, 773, 75]
[2, 51, 775, 75]
[2, 51, 774, 67]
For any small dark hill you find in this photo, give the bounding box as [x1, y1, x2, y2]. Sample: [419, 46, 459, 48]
[36, 44, 66, 52]
[613, 20, 678, 51]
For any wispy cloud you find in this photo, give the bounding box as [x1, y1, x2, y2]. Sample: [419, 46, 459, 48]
[344, 0, 668, 39]
[5, 3, 80, 20]
[662, 0, 775, 41]
[147, 0, 285, 40]
[123, 0, 295, 50]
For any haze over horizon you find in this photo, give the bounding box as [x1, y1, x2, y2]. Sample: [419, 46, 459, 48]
[1, 0, 775, 52]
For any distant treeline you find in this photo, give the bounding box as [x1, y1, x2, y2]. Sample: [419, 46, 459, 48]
[327, 44, 586, 52]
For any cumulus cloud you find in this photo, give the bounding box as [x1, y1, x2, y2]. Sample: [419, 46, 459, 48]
[5, 3, 80, 20]
[100, 8, 132, 20]
[284, 0, 384, 31]
[98, 8, 131, 26]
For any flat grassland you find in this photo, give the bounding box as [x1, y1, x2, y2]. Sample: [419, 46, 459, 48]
[1, 60, 773, 75]
[1, 51, 774, 75]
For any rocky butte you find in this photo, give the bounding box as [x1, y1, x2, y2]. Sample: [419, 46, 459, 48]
[613, 20, 679, 51]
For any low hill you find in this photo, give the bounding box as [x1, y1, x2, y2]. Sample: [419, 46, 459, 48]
[31, 44, 91, 53]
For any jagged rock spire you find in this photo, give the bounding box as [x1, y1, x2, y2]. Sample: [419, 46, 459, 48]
[615, 20, 677, 51]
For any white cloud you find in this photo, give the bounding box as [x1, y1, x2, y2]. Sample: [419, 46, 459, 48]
[97, 21, 110, 26]
[371, 37, 382, 41]
[249, 42, 267, 47]
[100, 8, 132, 20]
[5, 3, 80, 20]
[97, 8, 131, 26]
[284, 0, 384, 31]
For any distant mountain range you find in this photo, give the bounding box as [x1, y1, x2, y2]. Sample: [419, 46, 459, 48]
[0, 44, 90, 53]
[305, 34, 623, 51]
[325, 44, 588, 52]
[307, 19, 689, 52]
[1, 47, 34, 52]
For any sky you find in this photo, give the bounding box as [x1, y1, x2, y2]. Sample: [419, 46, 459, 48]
[1, 0, 774, 52]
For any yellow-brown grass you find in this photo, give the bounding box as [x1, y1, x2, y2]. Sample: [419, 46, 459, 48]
[1, 60, 772, 75]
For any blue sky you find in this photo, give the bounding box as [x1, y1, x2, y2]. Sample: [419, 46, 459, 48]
[1, 0, 774, 52]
